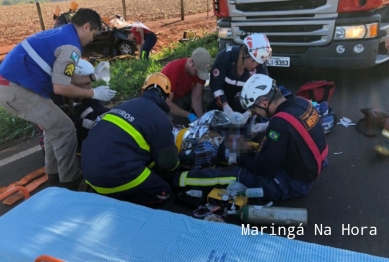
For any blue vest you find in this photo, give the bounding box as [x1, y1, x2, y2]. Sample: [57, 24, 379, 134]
[0, 24, 81, 98]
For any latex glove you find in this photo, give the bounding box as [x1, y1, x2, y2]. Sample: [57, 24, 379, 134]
[94, 61, 110, 81]
[241, 111, 251, 124]
[187, 113, 198, 123]
[228, 153, 237, 165]
[82, 119, 96, 129]
[229, 112, 244, 125]
[251, 122, 269, 135]
[223, 104, 233, 115]
[92, 86, 116, 101]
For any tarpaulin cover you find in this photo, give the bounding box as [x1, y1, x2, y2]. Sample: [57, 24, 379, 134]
[0, 188, 387, 262]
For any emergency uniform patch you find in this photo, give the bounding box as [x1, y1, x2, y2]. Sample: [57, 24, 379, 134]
[64, 63, 75, 77]
[268, 130, 280, 141]
[213, 68, 220, 77]
[300, 104, 319, 130]
[70, 51, 80, 64]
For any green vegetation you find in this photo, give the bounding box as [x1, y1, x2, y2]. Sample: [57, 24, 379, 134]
[0, 33, 218, 145]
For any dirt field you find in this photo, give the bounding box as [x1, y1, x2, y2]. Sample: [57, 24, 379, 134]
[0, 0, 217, 61]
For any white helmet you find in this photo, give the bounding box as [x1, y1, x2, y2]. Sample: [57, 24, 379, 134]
[243, 33, 272, 64]
[75, 59, 95, 75]
[240, 74, 275, 110]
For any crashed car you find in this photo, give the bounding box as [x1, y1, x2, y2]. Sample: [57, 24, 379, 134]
[53, 10, 137, 57]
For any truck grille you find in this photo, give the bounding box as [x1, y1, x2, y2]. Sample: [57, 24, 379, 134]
[239, 25, 323, 34]
[235, 0, 327, 12]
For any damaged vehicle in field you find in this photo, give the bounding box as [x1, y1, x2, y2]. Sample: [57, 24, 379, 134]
[53, 6, 137, 58]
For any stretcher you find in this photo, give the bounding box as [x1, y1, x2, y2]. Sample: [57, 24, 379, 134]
[0, 187, 388, 262]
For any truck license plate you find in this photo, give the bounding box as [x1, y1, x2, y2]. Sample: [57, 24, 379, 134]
[267, 57, 290, 67]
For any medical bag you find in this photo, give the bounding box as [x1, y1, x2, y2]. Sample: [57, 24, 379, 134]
[297, 80, 336, 134]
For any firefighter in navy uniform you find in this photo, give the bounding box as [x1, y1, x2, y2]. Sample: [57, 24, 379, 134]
[81, 73, 180, 204]
[0, 8, 116, 190]
[209, 33, 272, 125]
[173, 74, 328, 202]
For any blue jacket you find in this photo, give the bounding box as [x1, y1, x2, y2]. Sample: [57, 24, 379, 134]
[81, 91, 179, 188]
[209, 46, 269, 108]
[0, 24, 81, 98]
[238, 95, 328, 182]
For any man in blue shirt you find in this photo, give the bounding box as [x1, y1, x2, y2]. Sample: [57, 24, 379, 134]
[0, 8, 116, 190]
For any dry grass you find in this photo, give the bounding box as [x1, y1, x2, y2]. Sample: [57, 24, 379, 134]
[0, 0, 211, 45]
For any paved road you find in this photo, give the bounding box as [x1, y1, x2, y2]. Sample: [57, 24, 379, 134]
[0, 64, 388, 259]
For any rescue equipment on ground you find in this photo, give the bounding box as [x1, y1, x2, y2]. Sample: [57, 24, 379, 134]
[237, 204, 308, 227]
[207, 181, 264, 216]
[297, 80, 336, 134]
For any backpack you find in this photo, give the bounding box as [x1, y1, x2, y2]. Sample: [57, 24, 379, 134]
[297, 80, 336, 134]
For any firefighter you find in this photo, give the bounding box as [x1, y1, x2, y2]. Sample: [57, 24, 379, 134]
[173, 74, 328, 202]
[0, 8, 116, 190]
[81, 73, 180, 204]
[209, 33, 272, 125]
[161, 47, 213, 125]
[373, 37, 389, 156]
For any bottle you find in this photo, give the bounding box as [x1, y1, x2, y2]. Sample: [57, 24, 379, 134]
[186, 190, 203, 198]
[237, 205, 308, 226]
[239, 188, 264, 198]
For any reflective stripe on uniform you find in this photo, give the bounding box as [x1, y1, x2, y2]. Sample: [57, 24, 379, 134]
[85, 167, 151, 194]
[382, 129, 389, 139]
[20, 40, 52, 76]
[86, 113, 152, 194]
[179, 170, 236, 187]
[103, 114, 150, 152]
[225, 76, 245, 87]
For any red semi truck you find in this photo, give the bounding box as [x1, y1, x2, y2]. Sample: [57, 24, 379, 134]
[213, 0, 389, 68]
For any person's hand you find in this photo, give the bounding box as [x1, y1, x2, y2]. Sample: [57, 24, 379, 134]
[223, 104, 233, 115]
[94, 61, 110, 81]
[92, 86, 116, 101]
[228, 112, 244, 125]
[251, 122, 269, 135]
[187, 113, 198, 123]
[82, 119, 96, 129]
[385, 37, 389, 51]
[141, 40, 145, 45]
[241, 111, 251, 124]
[228, 153, 237, 165]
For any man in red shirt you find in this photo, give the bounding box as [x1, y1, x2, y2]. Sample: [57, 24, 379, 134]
[128, 23, 157, 60]
[161, 47, 213, 124]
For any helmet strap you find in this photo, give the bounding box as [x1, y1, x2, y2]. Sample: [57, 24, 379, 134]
[252, 87, 277, 117]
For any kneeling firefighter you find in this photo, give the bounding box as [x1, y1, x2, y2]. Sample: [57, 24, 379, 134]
[81, 73, 180, 204]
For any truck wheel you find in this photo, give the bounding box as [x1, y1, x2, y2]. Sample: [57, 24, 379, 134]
[117, 41, 136, 55]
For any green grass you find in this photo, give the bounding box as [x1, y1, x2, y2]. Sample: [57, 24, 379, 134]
[0, 33, 218, 146]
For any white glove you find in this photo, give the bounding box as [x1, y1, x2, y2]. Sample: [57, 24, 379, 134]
[94, 61, 110, 81]
[82, 119, 96, 129]
[229, 112, 244, 125]
[228, 153, 237, 165]
[223, 104, 233, 115]
[92, 86, 116, 101]
[241, 111, 251, 124]
[251, 122, 269, 135]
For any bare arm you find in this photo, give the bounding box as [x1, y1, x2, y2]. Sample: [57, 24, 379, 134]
[166, 92, 190, 117]
[191, 83, 204, 118]
[71, 73, 93, 86]
[53, 83, 94, 98]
